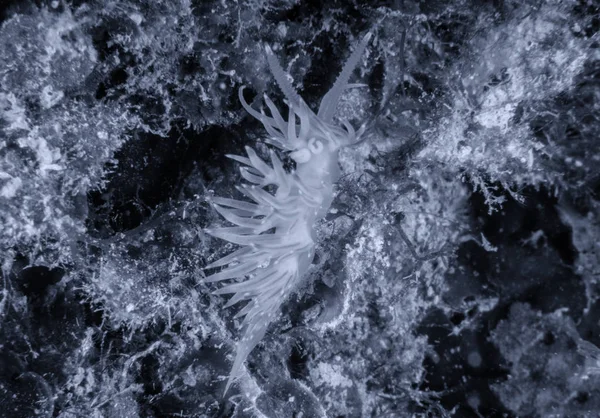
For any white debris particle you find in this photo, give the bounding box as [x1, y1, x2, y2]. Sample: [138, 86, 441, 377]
[0, 177, 22, 198]
[311, 362, 353, 389]
[40, 85, 64, 109]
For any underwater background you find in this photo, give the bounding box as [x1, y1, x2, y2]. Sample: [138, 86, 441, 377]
[0, 0, 599, 416]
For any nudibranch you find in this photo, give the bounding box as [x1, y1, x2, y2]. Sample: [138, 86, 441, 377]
[203, 32, 371, 394]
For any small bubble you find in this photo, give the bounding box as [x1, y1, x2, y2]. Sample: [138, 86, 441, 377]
[467, 351, 482, 368]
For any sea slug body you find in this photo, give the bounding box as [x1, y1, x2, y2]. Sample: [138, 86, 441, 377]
[203, 32, 371, 394]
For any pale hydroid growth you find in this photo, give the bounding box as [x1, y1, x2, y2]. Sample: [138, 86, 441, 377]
[204, 32, 371, 394]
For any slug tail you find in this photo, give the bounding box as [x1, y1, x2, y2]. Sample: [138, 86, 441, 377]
[220, 257, 300, 396]
[223, 314, 270, 395]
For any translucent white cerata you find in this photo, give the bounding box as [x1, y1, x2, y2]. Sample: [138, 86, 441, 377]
[204, 32, 371, 394]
